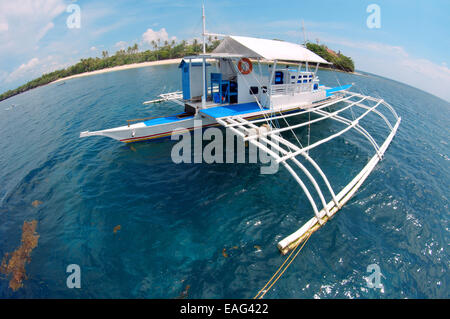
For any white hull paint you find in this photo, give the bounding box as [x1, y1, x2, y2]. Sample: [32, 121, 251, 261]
[80, 93, 337, 143]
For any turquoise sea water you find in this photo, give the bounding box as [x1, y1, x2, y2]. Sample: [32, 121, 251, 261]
[0, 64, 448, 298]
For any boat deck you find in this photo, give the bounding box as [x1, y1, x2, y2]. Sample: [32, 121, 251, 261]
[199, 102, 264, 119]
[143, 114, 194, 127]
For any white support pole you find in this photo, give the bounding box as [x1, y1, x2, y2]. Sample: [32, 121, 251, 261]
[260, 135, 331, 216]
[248, 138, 322, 221]
[222, 94, 356, 129]
[230, 116, 332, 216]
[201, 3, 206, 108]
[204, 32, 227, 38]
[270, 133, 340, 209]
[314, 109, 382, 157]
[297, 62, 302, 92]
[244, 96, 367, 140]
[276, 99, 382, 163]
[268, 60, 277, 107]
[278, 117, 401, 254]
[257, 58, 263, 77]
[301, 20, 307, 46]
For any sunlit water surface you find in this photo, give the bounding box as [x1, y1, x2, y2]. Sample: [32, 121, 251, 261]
[0, 64, 448, 298]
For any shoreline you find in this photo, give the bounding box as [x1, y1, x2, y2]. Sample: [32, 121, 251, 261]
[51, 58, 183, 84]
[2, 57, 360, 103]
[52, 58, 361, 84]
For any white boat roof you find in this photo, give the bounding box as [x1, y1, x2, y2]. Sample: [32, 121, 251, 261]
[212, 35, 331, 64]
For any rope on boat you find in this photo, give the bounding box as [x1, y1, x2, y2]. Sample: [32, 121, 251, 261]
[230, 60, 276, 130]
[254, 231, 313, 299]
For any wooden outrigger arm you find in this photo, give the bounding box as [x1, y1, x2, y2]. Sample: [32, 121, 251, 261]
[215, 91, 401, 254]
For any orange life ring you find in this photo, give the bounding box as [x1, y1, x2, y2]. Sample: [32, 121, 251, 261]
[238, 58, 253, 75]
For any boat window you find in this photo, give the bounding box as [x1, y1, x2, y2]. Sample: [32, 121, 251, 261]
[275, 71, 284, 84]
[249, 86, 259, 95]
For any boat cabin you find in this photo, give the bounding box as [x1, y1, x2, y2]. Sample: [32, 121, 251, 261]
[179, 35, 330, 115]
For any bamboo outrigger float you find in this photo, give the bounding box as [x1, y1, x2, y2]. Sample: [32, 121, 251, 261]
[80, 6, 401, 255]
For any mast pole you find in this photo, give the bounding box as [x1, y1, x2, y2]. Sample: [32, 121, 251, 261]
[301, 20, 307, 47]
[202, 3, 206, 55]
[201, 2, 206, 108]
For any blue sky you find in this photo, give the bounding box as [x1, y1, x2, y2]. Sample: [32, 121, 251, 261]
[0, 0, 449, 101]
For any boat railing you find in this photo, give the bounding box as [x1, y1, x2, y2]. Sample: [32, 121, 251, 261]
[270, 83, 314, 96]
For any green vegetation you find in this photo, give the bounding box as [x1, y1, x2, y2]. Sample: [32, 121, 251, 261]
[306, 43, 355, 73]
[0, 37, 221, 102]
[0, 38, 355, 102]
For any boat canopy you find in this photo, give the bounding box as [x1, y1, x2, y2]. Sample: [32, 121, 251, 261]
[213, 35, 331, 64]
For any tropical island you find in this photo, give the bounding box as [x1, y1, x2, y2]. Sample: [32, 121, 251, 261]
[306, 43, 355, 73]
[0, 38, 354, 102]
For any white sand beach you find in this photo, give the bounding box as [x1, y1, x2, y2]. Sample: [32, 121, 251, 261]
[52, 58, 183, 84]
[50, 57, 361, 85]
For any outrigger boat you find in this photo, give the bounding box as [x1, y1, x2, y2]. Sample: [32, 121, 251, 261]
[80, 8, 401, 255]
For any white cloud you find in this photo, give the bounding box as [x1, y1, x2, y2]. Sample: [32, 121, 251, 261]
[0, 22, 8, 32]
[0, 0, 65, 18]
[0, 0, 66, 59]
[115, 41, 128, 50]
[318, 36, 450, 102]
[142, 28, 170, 45]
[90, 46, 98, 51]
[3, 55, 70, 86]
[0, 70, 8, 82]
[5, 57, 40, 83]
[0, 0, 66, 55]
[37, 22, 55, 41]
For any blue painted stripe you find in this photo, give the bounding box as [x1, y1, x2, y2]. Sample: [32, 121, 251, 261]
[325, 84, 352, 97]
[144, 114, 194, 127]
[199, 102, 264, 119]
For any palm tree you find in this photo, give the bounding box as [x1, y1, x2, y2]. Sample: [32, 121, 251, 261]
[132, 43, 138, 54]
[193, 38, 201, 53]
[152, 39, 160, 60]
